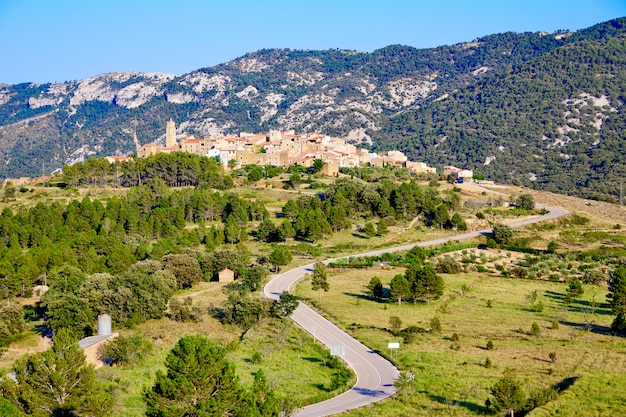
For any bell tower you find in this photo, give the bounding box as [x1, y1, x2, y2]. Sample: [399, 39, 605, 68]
[166, 118, 176, 148]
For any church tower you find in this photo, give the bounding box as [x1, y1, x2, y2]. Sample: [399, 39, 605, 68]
[166, 118, 176, 148]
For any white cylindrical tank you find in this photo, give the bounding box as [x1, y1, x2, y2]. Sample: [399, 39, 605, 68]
[97, 314, 112, 335]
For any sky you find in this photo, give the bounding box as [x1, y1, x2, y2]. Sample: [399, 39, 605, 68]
[1, 0, 625, 85]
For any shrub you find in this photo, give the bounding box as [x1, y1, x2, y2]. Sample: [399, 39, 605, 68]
[582, 269, 605, 285]
[451, 333, 459, 342]
[530, 301, 544, 313]
[530, 322, 541, 339]
[549, 352, 557, 363]
[523, 387, 559, 413]
[99, 334, 153, 367]
[389, 316, 402, 335]
[251, 350, 263, 364]
[484, 357, 492, 368]
[169, 297, 203, 322]
[435, 256, 462, 274]
[551, 320, 559, 330]
[430, 317, 442, 333]
[566, 278, 584, 298]
[400, 326, 427, 344]
[486, 340, 494, 351]
[511, 266, 529, 279]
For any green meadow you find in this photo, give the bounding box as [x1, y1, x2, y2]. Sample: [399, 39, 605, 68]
[295, 266, 626, 416]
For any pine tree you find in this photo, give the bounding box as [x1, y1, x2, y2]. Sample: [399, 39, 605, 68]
[608, 265, 626, 333]
[390, 274, 410, 307]
[145, 335, 275, 416]
[11, 329, 113, 416]
[367, 276, 384, 299]
[488, 372, 526, 417]
[311, 262, 329, 303]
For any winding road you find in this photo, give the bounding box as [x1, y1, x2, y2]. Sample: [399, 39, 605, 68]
[263, 203, 569, 416]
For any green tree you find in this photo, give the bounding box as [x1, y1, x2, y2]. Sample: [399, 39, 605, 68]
[450, 213, 467, 230]
[277, 219, 295, 241]
[394, 371, 416, 402]
[312, 159, 325, 174]
[407, 264, 444, 302]
[0, 301, 26, 339]
[492, 224, 514, 245]
[10, 329, 113, 417]
[367, 276, 384, 300]
[389, 316, 402, 335]
[40, 292, 93, 339]
[249, 370, 281, 417]
[240, 265, 269, 292]
[289, 173, 302, 189]
[530, 322, 541, 339]
[376, 218, 388, 235]
[145, 335, 274, 416]
[546, 240, 559, 254]
[608, 265, 626, 334]
[271, 291, 300, 317]
[487, 372, 526, 417]
[268, 246, 292, 272]
[247, 167, 263, 183]
[98, 334, 153, 367]
[0, 398, 24, 417]
[566, 278, 584, 298]
[390, 274, 410, 307]
[516, 194, 535, 210]
[311, 262, 329, 303]
[222, 292, 268, 338]
[162, 253, 203, 289]
[363, 222, 376, 237]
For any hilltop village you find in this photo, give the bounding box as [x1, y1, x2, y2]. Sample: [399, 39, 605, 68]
[129, 119, 449, 177]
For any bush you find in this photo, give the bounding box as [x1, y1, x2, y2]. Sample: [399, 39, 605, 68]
[486, 340, 494, 351]
[530, 301, 544, 313]
[582, 269, 605, 285]
[549, 352, 557, 363]
[169, 297, 203, 322]
[435, 256, 461, 274]
[389, 316, 402, 335]
[430, 317, 442, 333]
[530, 322, 541, 339]
[99, 334, 153, 366]
[451, 333, 459, 342]
[523, 387, 559, 413]
[399, 325, 427, 344]
[484, 357, 492, 368]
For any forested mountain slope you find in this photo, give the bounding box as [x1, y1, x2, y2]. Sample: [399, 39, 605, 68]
[372, 19, 626, 200]
[0, 18, 624, 199]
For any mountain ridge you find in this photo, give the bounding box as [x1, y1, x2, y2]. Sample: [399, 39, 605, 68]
[0, 17, 625, 199]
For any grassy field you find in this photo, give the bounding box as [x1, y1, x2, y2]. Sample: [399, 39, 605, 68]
[2, 179, 624, 416]
[295, 266, 626, 416]
[86, 280, 349, 416]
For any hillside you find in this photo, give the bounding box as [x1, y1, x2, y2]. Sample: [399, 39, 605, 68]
[0, 18, 625, 200]
[372, 19, 626, 200]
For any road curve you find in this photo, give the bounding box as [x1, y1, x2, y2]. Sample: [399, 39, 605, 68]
[263, 204, 569, 417]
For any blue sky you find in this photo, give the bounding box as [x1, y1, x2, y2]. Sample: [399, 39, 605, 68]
[1, 0, 625, 85]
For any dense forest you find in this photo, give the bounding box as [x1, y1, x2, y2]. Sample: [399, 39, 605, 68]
[372, 21, 626, 200]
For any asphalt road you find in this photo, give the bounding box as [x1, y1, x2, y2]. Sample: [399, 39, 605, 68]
[263, 204, 569, 417]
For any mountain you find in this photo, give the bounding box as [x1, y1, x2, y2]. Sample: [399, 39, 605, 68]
[0, 18, 624, 199]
